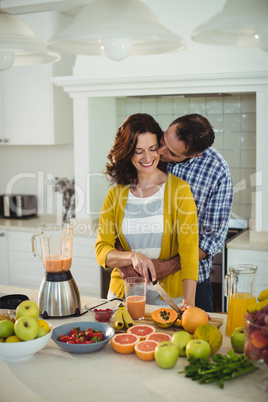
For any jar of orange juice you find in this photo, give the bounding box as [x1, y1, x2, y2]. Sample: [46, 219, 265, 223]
[224, 264, 258, 336]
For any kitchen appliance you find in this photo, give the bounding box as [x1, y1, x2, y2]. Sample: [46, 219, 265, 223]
[0, 194, 37, 218]
[32, 223, 81, 318]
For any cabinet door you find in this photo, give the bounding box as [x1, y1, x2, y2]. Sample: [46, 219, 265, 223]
[0, 11, 73, 146]
[8, 231, 44, 289]
[0, 230, 9, 285]
[72, 236, 100, 297]
[227, 248, 268, 296]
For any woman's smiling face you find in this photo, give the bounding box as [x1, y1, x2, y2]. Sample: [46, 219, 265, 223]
[131, 132, 160, 175]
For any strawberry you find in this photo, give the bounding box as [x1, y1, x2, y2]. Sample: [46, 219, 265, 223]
[94, 332, 104, 341]
[85, 329, 94, 339]
[59, 335, 70, 343]
[69, 328, 79, 337]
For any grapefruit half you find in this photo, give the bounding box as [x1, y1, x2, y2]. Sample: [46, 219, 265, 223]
[127, 324, 155, 340]
[134, 340, 158, 361]
[146, 332, 171, 343]
[111, 333, 140, 354]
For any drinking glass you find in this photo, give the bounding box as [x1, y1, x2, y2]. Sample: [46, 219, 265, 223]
[124, 277, 146, 320]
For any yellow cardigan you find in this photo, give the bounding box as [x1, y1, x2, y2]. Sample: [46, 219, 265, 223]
[95, 174, 199, 299]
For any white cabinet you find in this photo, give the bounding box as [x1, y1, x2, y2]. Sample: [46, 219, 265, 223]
[5, 230, 100, 297]
[0, 11, 74, 146]
[72, 236, 100, 298]
[0, 230, 9, 285]
[227, 248, 268, 297]
[8, 231, 44, 289]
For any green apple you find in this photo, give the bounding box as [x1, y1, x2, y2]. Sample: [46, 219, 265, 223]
[14, 316, 39, 341]
[0, 320, 15, 338]
[154, 341, 179, 369]
[16, 300, 39, 320]
[231, 327, 245, 353]
[186, 339, 211, 360]
[171, 331, 193, 357]
[36, 327, 48, 338]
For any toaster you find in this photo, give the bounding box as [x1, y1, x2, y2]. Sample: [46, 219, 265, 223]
[0, 194, 37, 218]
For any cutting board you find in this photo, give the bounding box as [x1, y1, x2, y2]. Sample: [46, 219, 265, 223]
[112, 309, 223, 334]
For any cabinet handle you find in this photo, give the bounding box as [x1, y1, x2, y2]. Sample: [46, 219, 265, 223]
[3, 138, 9, 143]
[0, 232, 5, 237]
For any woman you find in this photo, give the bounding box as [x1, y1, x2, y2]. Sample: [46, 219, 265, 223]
[95, 113, 199, 307]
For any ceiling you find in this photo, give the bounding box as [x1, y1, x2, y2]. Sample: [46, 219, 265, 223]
[0, 0, 93, 16]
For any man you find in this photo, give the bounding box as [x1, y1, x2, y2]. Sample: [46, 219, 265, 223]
[156, 113, 233, 311]
[115, 113, 233, 312]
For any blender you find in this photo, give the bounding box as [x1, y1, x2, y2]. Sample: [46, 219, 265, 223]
[32, 223, 81, 318]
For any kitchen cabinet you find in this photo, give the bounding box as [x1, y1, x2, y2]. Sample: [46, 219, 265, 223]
[227, 248, 268, 296]
[0, 11, 74, 146]
[5, 230, 100, 297]
[0, 230, 9, 285]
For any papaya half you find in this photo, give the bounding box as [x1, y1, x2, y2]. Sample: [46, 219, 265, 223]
[151, 308, 178, 328]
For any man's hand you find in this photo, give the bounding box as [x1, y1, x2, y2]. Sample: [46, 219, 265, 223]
[116, 265, 141, 280]
[152, 255, 181, 280]
[115, 239, 181, 281]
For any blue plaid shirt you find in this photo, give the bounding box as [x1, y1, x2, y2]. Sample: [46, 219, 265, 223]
[167, 147, 233, 283]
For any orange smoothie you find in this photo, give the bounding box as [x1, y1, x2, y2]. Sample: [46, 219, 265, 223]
[226, 292, 256, 336]
[126, 295, 146, 320]
[43, 256, 72, 273]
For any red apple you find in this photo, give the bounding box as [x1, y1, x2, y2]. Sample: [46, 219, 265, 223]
[244, 339, 262, 361]
[251, 329, 268, 349]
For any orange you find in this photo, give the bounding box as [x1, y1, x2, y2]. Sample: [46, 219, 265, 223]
[146, 332, 171, 343]
[127, 325, 155, 340]
[37, 319, 50, 332]
[111, 333, 140, 354]
[134, 340, 158, 361]
[181, 307, 208, 334]
[5, 335, 21, 343]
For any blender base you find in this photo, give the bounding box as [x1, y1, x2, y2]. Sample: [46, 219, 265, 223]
[38, 271, 81, 318]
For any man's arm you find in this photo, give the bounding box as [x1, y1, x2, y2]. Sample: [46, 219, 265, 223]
[116, 254, 181, 280]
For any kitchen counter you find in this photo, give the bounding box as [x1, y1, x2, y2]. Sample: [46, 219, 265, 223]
[227, 230, 268, 251]
[0, 285, 267, 402]
[0, 216, 99, 237]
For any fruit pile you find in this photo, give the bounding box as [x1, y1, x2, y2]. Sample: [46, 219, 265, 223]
[0, 301, 50, 343]
[244, 288, 268, 366]
[111, 305, 223, 370]
[58, 327, 104, 344]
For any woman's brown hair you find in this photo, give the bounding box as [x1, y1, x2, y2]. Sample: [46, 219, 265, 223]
[106, 113, 165, 186]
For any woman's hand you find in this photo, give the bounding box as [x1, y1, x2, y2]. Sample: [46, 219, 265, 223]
[130, 252, 156, 284]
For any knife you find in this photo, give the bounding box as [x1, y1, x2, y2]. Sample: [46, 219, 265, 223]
[148, 272, 182, 314]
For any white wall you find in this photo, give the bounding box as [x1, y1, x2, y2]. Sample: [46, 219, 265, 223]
[0, 145, 74, 215]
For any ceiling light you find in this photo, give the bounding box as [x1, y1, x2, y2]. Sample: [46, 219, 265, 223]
[48, 0, 186, 62]
[191, 0, 268, 52]
[0, 10, 60, 71]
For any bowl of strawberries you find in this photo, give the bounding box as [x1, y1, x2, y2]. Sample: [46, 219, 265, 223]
[51, 321, 115, 353]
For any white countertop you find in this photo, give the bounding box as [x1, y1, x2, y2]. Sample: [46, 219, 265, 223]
[227, 230, 268, 252]
[0, 285, 267, 402]
[0, 216, 98, 238]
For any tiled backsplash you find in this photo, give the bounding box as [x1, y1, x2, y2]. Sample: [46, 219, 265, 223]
[116, 94, 256, 221]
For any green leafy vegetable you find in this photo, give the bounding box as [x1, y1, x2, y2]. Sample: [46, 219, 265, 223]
[178, 350, 257, 389]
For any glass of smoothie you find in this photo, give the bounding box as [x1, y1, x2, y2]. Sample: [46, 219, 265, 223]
[124, 277, 146, 320]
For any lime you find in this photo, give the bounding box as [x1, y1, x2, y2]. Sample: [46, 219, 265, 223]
[0, 320, 15, 338]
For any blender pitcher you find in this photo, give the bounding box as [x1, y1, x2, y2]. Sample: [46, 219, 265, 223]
[32, 224, 81, 318]
[32, 223, 74, 272]
[224, 264, 258, 336]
